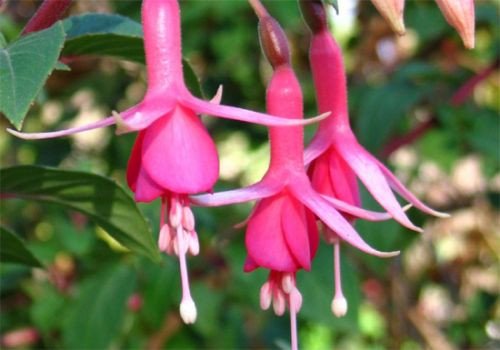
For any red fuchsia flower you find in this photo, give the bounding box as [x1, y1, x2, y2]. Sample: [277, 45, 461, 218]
[435, 0, 475, 49]
[300, 0, 449, 313]
[8, 0, 329, 324]
[370, 0, 406, 35]
[193, 7, 399, 348]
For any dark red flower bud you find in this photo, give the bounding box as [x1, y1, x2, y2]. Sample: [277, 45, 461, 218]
[299, 0, 327, 34]
[258, 16, 290, 69]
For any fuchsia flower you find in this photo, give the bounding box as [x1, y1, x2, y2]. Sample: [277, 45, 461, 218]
[8, 0, 329, 324]
[366, 0, 475, 49]
[300, 0, 449, 315]
[436, 0, 475, 49]
[370, 0, 406, 35]
[193, 9, 399, 349]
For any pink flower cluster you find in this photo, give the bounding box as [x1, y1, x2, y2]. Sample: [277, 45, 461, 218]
[10, 0, 471, 348]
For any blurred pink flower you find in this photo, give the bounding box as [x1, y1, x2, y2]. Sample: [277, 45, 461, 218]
[300, 0, 449, 316]
[370, 0, 406, 35]
[436, 0, 475, 49]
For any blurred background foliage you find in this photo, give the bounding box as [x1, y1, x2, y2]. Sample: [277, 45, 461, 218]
[0, 0, 499, 349]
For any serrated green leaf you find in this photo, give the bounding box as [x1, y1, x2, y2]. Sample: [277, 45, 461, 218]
[0, 226, 42, 267]
[0, 166, 161, 263]
[63, 265, 136, 349]
[0, 22, 65, 129]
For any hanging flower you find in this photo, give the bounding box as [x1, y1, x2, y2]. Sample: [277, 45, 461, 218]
[193, 10, 399, 349]
[7, 0, 330, 324]
[299, 0, 450, 316]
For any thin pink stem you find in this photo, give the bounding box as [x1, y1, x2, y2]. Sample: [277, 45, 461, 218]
[21, 0, 71, 35]
[248, 0, 269, 19]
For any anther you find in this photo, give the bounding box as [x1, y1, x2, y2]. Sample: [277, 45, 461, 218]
[182, 206, 195, 232]
[273, 290, 286, 316]
[158, 225, 171, 252]
[180, 297, 197, 324]
[260, 282, 272, 310]
[281, 273, 294, 294]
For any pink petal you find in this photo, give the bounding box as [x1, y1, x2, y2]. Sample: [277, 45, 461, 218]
[246, 195, 298, 272]
[304, 131, 332, 165]
[141, 106, 219, 194]
[243, 255, 259, 272]
[134, 167, 165, 202]
[329, 147, 360, 207]
[335, 139, 422, 232]
[181, 95, 330, 127]
[126, 132, 145, 192]
[281, 196, 311, 270]
[7, 116, 117, 140]
[373, 158, 449, 218]
[190, 177, 284, 207]
[321, 195, 395, 221]
[308, 151, 335, 195]
[305, 209, 319, 260]
[290, 182, 399, 258]
[115, 98, 175, 134]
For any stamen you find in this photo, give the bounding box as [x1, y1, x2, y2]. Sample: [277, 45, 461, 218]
[289, 306, 299, 350]
[182, 206, 195, 231]
[169, 196, 182, 228]
[281, 273, 293, 294]
[273, 289, 286, 316]
[176, 225, 197, 324]
[331, 241, 348, 317]
[158, 224, 171, 252]
[260, 282, 272, 310]
[187, 230, 200, 256]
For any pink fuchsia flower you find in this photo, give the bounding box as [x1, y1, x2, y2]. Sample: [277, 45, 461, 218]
[370, 0, 406, 35]
[300, 0, 448, 315]
[8, 0, 329, 324]
[300, 0, 448, 228]
[193, 10, 399, 348]
[435, 0, 475, 49]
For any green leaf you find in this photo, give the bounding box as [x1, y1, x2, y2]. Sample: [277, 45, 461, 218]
[0, 226, 42, 267]
[355, 81, 427, 152]
[323, 0, 338, 14]
[0, 166, 161, 262]
[54, 61, 70, 71]
[62, 13, 145, 63]
[0, 22, 65, 129]
[0, 32, 6, 48]
[63, 265, 136, 349]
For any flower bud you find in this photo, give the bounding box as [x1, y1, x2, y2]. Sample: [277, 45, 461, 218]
[258, 16, 290, 69]
[370, 0, 406, 35]
[435, 0, 475, 49]
[299, 0, 327, 34]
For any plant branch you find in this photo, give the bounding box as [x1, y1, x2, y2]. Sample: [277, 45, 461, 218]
[382, 59, 499, 157]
